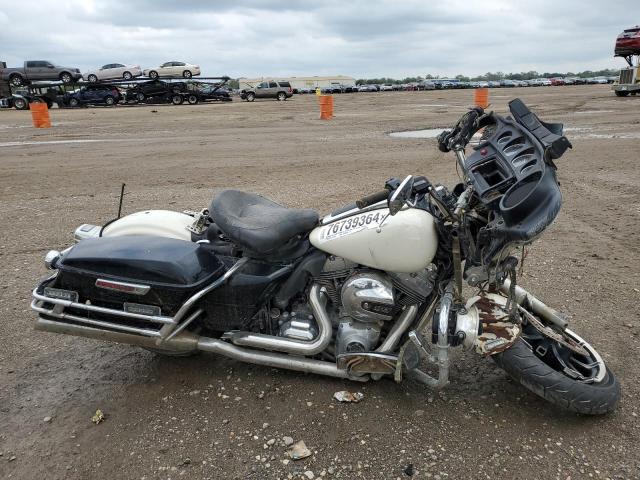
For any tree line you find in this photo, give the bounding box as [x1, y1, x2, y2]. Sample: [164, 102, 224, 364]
[354, 69, 619, 85]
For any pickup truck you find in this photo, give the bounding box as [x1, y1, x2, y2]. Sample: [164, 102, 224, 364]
[2, 60, 82, 87]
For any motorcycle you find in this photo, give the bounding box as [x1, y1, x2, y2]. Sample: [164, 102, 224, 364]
[31, 99, 620, 414]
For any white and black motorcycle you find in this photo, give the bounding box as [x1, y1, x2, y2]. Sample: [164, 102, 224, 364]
[31, 99, 620, 414]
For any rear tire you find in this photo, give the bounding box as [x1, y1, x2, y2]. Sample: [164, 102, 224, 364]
[69, 97, 80, 108]
[246, 92, 255, 102]
[104, 95, 115, 106]
[13, 97, 28, 110]
[493, 338, 620, 415]
[9, 74, 24, 86]
[614, 90, 630, 97]
[87, 74, 98, 83]
[183, 70, 192, 79]
[123, 71, 133, 80]
[60, 72, 73, 84]
[149, 70, 158, 79]
[187, 94, 199, 105]
[277, 92, 287, 101]
[171, 94, 183, 105]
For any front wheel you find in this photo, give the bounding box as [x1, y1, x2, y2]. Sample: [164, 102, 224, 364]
[493, 324, 620, 415]
[614, 90, 630, 97]
[123, 71, 133, 80]
[245, 92, 255, 102]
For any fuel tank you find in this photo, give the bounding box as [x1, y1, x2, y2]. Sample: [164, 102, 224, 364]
[310, 206, 438, 273]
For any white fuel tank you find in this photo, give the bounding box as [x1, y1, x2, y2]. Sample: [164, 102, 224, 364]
[102, 210, 193, 241]
[310, 207, 438, 273]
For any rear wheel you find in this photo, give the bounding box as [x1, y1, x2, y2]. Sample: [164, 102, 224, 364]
[171, 94, 183, 105]
[123, 71, 133, 80]
[69, 97, 80, 108]
[246, 92, 255, 102]
[104, 95, 116, 106]
[60, 72, 73, 84]
[9, 74, 24, 86]
[13, 97, 28, 110]
[183, 70, 192, 79]
[277, 92, 287, 101]
[187, 94, 199, 105]
[87, 74, 98, 83]
[614, 90, 630, 97]
[149, 70, 158, 79]
[493, 323, 620, 415]
[136, 92, 145, 102]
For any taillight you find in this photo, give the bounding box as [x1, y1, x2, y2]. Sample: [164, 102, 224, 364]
[288, 87, 292, 92]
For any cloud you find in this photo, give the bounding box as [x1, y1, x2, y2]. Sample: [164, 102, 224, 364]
[0, 0, 632, 78]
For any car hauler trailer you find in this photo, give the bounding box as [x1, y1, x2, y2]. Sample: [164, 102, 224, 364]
[613, 26, 640, 97]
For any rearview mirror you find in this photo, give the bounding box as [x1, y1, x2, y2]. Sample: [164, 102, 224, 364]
[388, 175, 414, 216]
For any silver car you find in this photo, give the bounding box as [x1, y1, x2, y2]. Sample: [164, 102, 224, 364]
[84, 63, 142, 82]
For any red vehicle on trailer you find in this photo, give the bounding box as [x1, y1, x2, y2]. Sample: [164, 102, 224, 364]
[615, 25, 640, 57]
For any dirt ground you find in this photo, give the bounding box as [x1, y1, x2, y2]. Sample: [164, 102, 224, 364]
[0, 86, 639, 480]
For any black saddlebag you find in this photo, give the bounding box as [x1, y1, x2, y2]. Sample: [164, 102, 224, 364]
[53, 235, 225, 315]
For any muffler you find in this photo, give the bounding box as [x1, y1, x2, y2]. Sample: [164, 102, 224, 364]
[34, 317, 361, 381]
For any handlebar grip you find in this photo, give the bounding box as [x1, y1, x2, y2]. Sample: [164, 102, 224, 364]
[356, 189, 389, 209]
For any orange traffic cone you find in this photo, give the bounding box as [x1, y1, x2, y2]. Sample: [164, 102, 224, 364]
[474, 88, 489, 109]
[30, 102, 51, 128]
[319, 95, 333, 120]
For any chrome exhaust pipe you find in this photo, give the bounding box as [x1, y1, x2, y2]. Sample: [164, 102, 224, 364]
[34, 316, 360, 381]
[223, 284, 333, 355]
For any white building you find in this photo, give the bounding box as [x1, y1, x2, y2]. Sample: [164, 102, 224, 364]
[239, 75, 356, 91]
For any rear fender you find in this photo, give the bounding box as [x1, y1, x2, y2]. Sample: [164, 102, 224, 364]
[103, 210, 193, 240]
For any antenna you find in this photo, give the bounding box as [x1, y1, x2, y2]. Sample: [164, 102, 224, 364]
[117, 183, 126, 219]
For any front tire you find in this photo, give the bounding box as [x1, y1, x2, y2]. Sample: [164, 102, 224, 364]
[171, 94, 183, 105]
[493, 332, 620, 415]
[149, 70, 158, 79]
[104, 95, 116, 106]
[69, 97, 80, 108]
[246, 92, 255, 102]
[187, 94, 199, 105]
[87, 74, 98, 83]
[614, 90, 630, 97]
[123, 71, 133, 80]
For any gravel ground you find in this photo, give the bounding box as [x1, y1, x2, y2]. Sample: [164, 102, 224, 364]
[0, 86, 639, 480]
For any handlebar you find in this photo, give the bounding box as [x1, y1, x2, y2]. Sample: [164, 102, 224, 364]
[437, 106, 485, 153]
[356, 189, 389, 209]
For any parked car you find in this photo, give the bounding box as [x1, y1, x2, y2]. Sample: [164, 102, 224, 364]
[84, 63, 142, 82]
[240, 80, 293, 101]
[420, 81, 436, 90]
[125, 79, 186, 103]
[143, 62, 201, 79]
[487, 81, 501, 88]
[563, 77, 576, 85]
[380, 84, 394, 91]
[63, 84, 121, 107]
[1, 60, 82, 86]
[9, 85, 65, 110]
[193, 84, 232, 103]
[614, 25, 640, 57]
[549, 77, 565, 86]
[357, 85, 377, 92]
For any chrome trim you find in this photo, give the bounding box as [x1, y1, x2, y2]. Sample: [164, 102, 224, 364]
[31, 300, 162, 337]
[320, 201, 387, 225]
[95, 279, 150, 296]
[44, 250, 60, 270]
[499, 279, 568, 330]
[33, 317, 365, 381]
[156, 257, 249, 341]
[32, 289, 174, 325]
[375, 305, 418, 353]
[224, 284, 332, 355]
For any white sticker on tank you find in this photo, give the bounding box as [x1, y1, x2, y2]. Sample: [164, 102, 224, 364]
[322, 211, 389, 241]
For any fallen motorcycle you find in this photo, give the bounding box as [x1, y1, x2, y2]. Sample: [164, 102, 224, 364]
[31, 99, 620, 414]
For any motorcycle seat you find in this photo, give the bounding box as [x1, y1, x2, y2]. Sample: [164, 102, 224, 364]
[210, 190, 319, 255]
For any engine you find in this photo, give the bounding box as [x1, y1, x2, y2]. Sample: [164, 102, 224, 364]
[311, 256, 436, 356]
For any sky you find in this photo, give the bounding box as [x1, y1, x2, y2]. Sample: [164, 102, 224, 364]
[0, 0, 634, 79]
